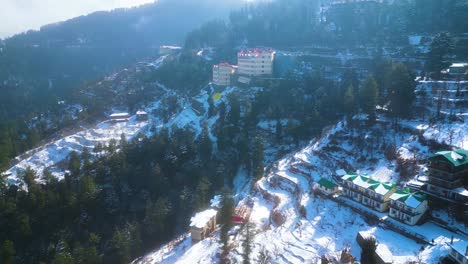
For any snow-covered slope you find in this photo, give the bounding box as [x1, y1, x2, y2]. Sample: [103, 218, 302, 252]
[135, 115, 467, 264]
[2, 77, 262, 187]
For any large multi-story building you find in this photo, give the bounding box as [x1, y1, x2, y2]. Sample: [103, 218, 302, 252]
[389, 189, 428, 226]
[213, 62, 236, 86]
[237, 49, 275, 76]
[342, 173, 396, 212]
[426, 149, 468, 204]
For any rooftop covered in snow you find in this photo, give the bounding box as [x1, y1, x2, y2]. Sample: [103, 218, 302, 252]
[447, 239, 468, 259]
[237, 48, 275, 57]
[190, 209, 217, 229]
[429, 149, 468, 167]
[390, 189, 426, 209]
[109, 112, 130, 118]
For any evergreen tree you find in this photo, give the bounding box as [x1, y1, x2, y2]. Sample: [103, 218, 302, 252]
[360, 76, 379, 120]
[22, 167, 37, 188]
[53, 252, 75, 264]
[143, 198, 172, 239]
[427, 32, 455, 77]
[252, 137, 264, 180]
[0, 240, 15, 264]
[360, 236, 377, 264]
[199, 125, 212, 160]
[275, 119, 283, 143]
[389, 63, 415, 120]
[242, 223, 253, 264]
[79, 176, 96, 200]
[219, 188, 234, 254]
[343, 84, 357, 119]
[228, 94, 241, 126]
[193, 176, 212, 210]
[68, 151, 81, 177]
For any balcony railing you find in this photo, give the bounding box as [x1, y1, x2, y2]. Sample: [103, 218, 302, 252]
[427, 168, 459, 180]
[428, 177, 462, 189]
[428, 163, 453, 172]
[361, 191, 384, 203]
[390, 205, 420, 216]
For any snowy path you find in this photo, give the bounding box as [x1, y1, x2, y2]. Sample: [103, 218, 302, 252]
[5, 117, 150, 183]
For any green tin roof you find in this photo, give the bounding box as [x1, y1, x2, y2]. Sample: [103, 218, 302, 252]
[318, 178, 338, 190]
[429, 149, 468, 167]
[390, 189, 427, 208]
[341, 172, 358, 181]
[369, 182, 396, 195]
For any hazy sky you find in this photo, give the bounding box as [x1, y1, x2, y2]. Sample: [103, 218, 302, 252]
[0, 0, 156, 39]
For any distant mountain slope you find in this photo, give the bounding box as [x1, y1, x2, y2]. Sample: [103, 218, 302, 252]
[0, 0, 245, 169]
[0, 0, 243, 117]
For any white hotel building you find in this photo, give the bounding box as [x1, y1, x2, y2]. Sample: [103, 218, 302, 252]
[213, 62, 236, 86]
[237, 49, 275, 76]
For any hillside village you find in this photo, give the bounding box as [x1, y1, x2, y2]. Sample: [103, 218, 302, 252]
[1, 40, 467, 263]
[122, 39, 468, 263]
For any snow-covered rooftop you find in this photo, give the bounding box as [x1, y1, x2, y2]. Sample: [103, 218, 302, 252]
[450, 63, 468, 68]
[371, 183, 395, 196]
[335, 169, 346, 176]
[448, 240, 468, 258]
[376, 244, 393, 263]
[190, 209, 217, 229]
[352, 176, 379, 189]
[110, 113, 130, 118]
[431, 149, 468, 167]
[390, 190, 426, 209]
[453, 187, 468, 197]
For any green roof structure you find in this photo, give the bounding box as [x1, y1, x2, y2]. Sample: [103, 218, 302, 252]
[390, 189, 427, 209]
[429, 149, 468, 167]
[369, 182, 396, 196]
[341, 172, 358, 181]
[318, 178, 338, 190]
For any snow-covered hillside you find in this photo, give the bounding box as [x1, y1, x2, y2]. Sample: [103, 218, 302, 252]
[135, 114, 467, 264]
[2, 77, 262, 186]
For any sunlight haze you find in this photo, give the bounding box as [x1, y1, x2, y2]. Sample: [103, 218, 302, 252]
[0, 0, 156, 38]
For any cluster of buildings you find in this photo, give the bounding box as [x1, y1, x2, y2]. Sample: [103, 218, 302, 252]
[108, 111, 148, 123]
[317, 148, 468, 227]
[317, 173, 429, 226]
[212, 48, 276, 86]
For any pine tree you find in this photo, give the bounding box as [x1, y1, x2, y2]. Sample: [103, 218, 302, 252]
[143, 198, 171, 239]
[389, 63, 415, 120]
[360, 236, 377, 264]
[193, 176, 211, 210]
[427, 32, 455, 77]
[68, 151, 81, 178]
[252, 137, 264, 180]
[343, 84, 357, 119]
[0, 240, 15, 264]
[242, 223, 253, 264]
[219, 188, 234, 251]
[360, 76, 379, 120]
[228, 94, 241, 126]
[199, 125, 212, 161]
[275, 119, 283, 143]
[22, 167, 37, 188]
